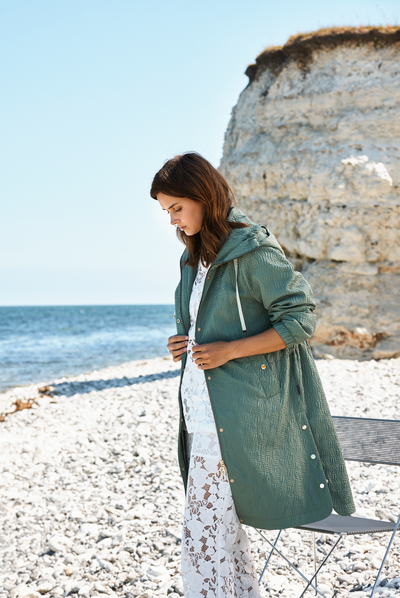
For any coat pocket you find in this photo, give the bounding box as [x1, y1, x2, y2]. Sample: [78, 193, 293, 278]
[249, 354, 281, 401]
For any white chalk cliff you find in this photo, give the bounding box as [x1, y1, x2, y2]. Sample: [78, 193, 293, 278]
[220, 27, 400, 360]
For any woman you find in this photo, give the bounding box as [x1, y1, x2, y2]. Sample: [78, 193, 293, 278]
[150, 152, 355, 598]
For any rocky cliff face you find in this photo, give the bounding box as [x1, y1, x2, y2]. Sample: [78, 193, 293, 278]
[220, 27, 400, 360]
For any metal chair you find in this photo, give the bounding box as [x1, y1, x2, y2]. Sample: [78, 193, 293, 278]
[256, 416, 400, 598]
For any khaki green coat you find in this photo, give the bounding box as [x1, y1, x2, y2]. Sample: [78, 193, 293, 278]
[174, 207, 355, 530]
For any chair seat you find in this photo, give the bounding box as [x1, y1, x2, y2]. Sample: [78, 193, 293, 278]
[297, 513, 396, 535]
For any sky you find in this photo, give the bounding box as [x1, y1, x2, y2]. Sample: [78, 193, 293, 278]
[1, 0, 399, 306]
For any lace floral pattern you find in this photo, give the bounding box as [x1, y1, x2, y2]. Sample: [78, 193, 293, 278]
[181, 261, 260, 598]
[182, 432, 261, 598]
[189, 431, 221, 458]
[181, 261, 216, 434]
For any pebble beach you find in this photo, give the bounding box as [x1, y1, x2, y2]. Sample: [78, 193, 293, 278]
[1, 356, 400, 598]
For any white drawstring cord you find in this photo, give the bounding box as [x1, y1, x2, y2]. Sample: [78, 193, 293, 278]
[234, 259, 247, 332]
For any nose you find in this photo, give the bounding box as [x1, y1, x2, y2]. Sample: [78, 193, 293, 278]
[170, 213, 179, 226]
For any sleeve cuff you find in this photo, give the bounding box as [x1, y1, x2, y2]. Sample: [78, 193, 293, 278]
[273, 322, 297, 349]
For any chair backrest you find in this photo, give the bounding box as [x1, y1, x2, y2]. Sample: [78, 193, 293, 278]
[332, 416, 400, 466]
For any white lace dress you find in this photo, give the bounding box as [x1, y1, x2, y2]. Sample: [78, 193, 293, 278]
[180, 261, 261, 598]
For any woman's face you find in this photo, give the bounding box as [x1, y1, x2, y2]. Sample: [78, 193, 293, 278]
[157, 193, 205, 236]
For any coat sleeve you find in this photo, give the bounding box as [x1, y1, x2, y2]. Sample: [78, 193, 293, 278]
[247, 245, 317, 348]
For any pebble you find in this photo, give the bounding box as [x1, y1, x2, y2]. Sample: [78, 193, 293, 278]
[387, 579, 400, 589]
[353, 561, 368, 571]
[79, 523, 99, 536]
[338, 574, 355, 584]
[35, 582, 53, 595]
[0, 356, 400, 598]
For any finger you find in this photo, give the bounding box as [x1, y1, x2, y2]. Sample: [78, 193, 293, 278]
[168, 334, 188, 343]
[169, 345, 187, 357]
[194, 352, 208, 362]
[194, 355, 208, 364]
[192, 344, 205, 354]
[169, 337, 188, 345]
[171, 346, 187, 356]
[168, 340, 188, 351]
[168, 337, 188, 347]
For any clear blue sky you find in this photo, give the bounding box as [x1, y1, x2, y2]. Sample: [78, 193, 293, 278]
[1, 0, 398, 305]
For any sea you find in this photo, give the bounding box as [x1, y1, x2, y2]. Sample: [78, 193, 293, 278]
[0, 305, 176, 392]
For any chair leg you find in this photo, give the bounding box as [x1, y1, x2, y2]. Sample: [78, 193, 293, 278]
[258, 529, 282, 583]
[298, 535, 344, 598]
[313, 532, 318, 595]
[256, 528, 332, 598]
[369, 516, 400, 598]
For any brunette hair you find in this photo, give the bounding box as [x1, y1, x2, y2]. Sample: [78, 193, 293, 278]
[150, 152, 248, 268]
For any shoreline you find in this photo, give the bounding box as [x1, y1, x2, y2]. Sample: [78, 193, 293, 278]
[0, 351, 174, 397]
[0, 356, 180, 421]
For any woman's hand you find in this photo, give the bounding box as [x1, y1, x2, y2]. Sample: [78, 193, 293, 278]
[167, 334, 189, 362]
[192, 342, 233, 370]
[192, 328, 286, 370]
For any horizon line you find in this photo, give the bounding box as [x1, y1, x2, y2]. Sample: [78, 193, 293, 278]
[0, 303, 175, 308]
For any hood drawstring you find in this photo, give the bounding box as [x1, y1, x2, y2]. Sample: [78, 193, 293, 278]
[234, 259, 247, 332]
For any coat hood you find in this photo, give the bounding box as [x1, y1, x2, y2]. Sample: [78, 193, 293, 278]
[179, 207, 288, 334]
[180, 207, 285, 267]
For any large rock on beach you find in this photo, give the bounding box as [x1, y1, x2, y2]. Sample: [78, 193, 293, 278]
[220, 27, 400, 360]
